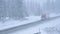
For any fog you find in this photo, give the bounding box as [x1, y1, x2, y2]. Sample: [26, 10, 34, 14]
[0, 0, 60, 20]
[0, 0, 60, 34]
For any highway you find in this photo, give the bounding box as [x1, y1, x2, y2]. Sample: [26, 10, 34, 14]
[0, 16, 60, 34]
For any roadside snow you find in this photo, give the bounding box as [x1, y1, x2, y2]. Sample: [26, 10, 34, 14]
[0, 13, 60, 34]
[9, 16, 60, 34]
[0, 16, 41, 31]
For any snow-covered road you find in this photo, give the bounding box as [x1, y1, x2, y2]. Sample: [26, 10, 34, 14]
[0, 13, 60, 34]
[0, 16, 60, 34]
[9, 16, 60, 34]
[6, 17, 59, 34]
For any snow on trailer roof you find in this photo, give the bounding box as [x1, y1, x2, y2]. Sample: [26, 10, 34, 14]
[0, 16, 41, 31]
